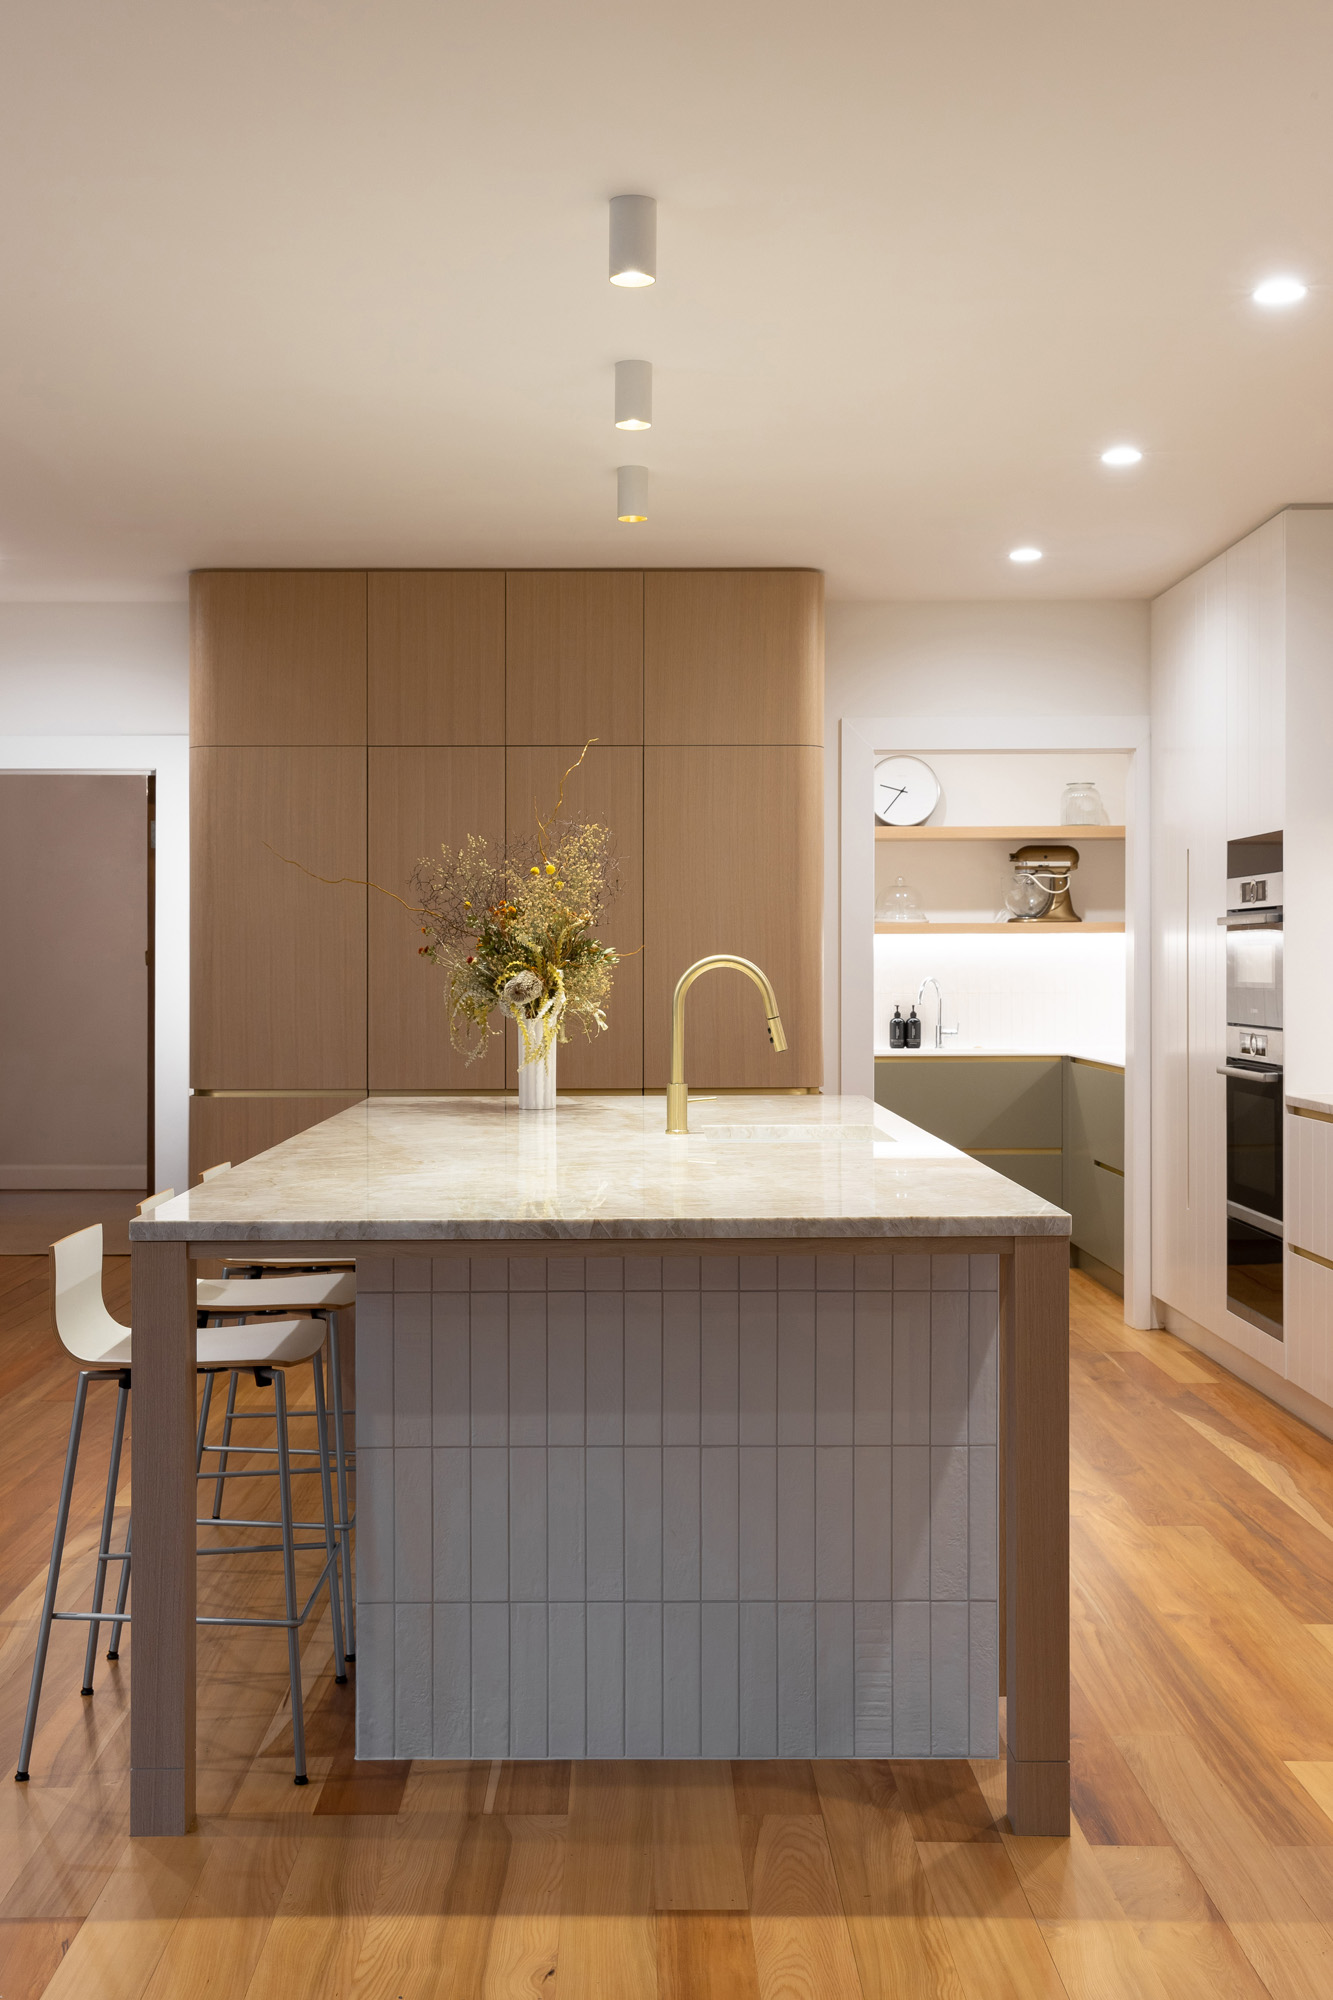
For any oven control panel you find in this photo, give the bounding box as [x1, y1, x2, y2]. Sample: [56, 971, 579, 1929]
[1227, 1023, 1283, 1066]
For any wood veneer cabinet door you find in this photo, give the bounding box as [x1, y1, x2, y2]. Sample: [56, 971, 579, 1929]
[644, 746, 822, 1088]
[505, 745, 644, 1090]
[368, 572, 505, 745]
[189, 1093, 365, 1184]
[190, 572, 368, 747]
[191, 747, 367, 1089]
[506, 571, 643, 746]
[644, 570, 824, 746]
[367, 748, 506, 1090]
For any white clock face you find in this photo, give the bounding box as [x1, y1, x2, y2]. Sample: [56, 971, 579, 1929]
[874, 755, 941, 827]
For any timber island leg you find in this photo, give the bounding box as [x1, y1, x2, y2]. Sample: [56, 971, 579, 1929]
[129, 1238, 197, 1834]
[1003, 1234, 1071, 1835]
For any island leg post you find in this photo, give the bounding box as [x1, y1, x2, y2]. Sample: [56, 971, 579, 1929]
[1002, 1234, 1070, 1835]
[129, 1237, 197, 1834]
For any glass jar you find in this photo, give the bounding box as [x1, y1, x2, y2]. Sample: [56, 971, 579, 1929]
[1061, 780, 1107, 825]
[875, 874, 927, 922]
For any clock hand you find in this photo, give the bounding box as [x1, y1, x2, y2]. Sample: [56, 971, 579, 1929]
[879, 784, 907, 807]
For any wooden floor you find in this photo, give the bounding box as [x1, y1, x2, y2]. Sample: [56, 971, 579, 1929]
[5, 1260, 1333, 1997]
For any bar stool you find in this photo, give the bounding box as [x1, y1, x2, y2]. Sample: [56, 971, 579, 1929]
[15, 1223, 347, 1786]
[190, 1166, 357, 1652]
[158, 1174, 359, 1652]
[196, 1266, 357, 1653]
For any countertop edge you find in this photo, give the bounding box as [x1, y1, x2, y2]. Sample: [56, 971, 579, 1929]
[130, 1213, 1071, 1242]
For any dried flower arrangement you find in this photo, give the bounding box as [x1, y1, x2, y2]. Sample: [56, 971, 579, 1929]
[409, 749, 621, 1070]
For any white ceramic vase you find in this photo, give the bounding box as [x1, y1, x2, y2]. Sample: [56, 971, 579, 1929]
[514, 997, 563, 1113]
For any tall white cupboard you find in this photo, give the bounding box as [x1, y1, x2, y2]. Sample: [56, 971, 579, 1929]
[1151, 508, 1333, 1405]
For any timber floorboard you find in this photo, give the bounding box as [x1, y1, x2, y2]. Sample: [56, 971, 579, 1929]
[7, 1259, 1333, 1995]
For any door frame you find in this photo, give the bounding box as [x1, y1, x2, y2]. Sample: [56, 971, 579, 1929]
[0, 735, 188, 1198]
[829, 712, 1152, 1327]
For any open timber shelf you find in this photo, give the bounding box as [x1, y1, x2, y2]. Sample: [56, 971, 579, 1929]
[875, 824, 1126, 841]
[874, 921, 1126, 934]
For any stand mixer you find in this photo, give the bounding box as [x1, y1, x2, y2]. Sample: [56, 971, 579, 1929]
[1005, 842, 1082, 923]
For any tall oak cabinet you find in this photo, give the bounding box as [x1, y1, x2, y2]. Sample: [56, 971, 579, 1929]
[189, 568, 823, 1176]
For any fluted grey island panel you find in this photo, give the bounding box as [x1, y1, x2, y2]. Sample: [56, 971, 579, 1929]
[354, 1244, 1001, 1762]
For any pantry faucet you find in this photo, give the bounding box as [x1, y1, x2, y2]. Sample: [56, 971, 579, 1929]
[916, 976, 959, 1051]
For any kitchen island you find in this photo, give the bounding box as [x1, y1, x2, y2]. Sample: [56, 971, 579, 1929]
[129, 1092, 1070, 1836]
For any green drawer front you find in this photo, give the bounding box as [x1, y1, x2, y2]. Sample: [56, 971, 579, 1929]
[1066, 1058, 1125, 1173]
[874, 1057, 1063, 1151]
[969, 1151, 1066, 1207]
[1064, 1059, 1125, 1271]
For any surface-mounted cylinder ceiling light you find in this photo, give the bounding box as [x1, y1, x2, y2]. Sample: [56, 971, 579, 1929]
[610, 194, 656, 286]
[615, 359, 652, 430]
[617, 465, 648, 522]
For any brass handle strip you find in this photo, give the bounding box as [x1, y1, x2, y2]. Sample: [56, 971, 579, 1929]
[1292, 1244, 1333, 1274]
[1094, 1159, 1125, 1178]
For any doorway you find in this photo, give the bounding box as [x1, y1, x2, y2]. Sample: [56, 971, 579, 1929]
[0, 773, 154, 1253]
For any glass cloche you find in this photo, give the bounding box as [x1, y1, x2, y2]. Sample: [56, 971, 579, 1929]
[875, 874, 927, 922]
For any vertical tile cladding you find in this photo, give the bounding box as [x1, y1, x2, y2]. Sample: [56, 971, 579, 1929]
[356, 1247, 999, 1757]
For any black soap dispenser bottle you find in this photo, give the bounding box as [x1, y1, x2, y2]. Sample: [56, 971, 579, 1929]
[889, 1005, 905, 1050]
[905, 1006, 922, 1050]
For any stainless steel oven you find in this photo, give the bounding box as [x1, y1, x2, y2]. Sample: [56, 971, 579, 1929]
[1224, 899, 1283, 1034]
[1221, 928, 1284, 1338]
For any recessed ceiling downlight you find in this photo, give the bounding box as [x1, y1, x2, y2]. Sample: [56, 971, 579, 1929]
[1252, 275, 1307, 307]
[1101, 444, 1143, 467]
[1009, 546, 1043, 564]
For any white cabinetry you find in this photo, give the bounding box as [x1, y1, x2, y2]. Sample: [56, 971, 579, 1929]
[1150, 554, 1235, 1346]
[1150, 511, 1325, 1386]
[1225, 515, 1285, 841]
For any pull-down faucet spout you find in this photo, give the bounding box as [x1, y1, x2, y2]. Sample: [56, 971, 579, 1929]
[666, 956, 787, 1134]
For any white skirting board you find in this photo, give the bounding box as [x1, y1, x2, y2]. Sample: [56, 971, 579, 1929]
[353, 1249, 1000, 1761]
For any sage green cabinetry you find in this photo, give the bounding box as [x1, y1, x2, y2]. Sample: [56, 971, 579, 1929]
[874, 1053, 1125, 1275]
[1062, 1057, 1125, 1279]
[874, 1056, 1065, 1205]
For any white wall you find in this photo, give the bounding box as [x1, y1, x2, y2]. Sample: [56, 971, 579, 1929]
[0, 603, 190, 1195]
[0, 602, 188, 736]
[825, 600, 1150, 724]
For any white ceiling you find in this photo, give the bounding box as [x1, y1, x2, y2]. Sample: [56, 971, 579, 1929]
[1, 0, 1331, 602]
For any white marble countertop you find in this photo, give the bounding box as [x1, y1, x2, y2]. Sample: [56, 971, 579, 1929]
[132, 1093, 1070, 1243]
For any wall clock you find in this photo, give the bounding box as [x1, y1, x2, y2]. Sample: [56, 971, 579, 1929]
[874, 755, 941, 827]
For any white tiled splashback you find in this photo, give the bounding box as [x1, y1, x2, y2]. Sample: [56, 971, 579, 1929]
[875, 930, 1126, 1058]
[354, 1250, 1000, 1763]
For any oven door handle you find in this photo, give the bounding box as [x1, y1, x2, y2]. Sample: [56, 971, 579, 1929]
[1217, 1064, 1284, 1080]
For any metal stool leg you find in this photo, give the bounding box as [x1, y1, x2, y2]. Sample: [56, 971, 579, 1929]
[326, 1311, 354, 1658]
[194, 1369, 215, 1474]
[16, 1372, 91, 1780]
[81, 1376, 130, 1695]
[211, 1369, 240, 1520]
[106, 1514, 131, 1659]
[312, 1353, 348, 1685]
[273, 1369, 308, 1784]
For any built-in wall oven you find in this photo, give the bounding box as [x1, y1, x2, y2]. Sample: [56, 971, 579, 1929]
[1220, 839, 1283, 1338]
